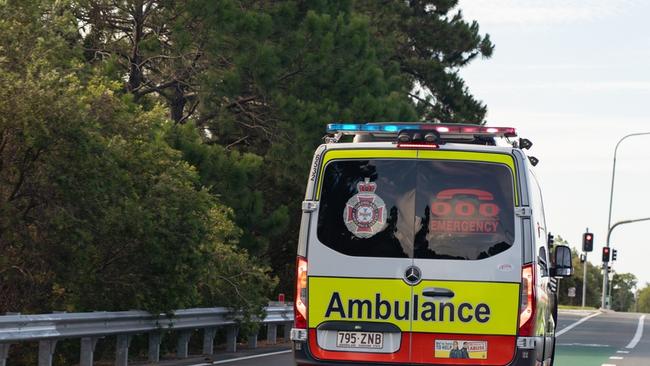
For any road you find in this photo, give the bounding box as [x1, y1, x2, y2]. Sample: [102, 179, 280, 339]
[155, 310, 648, 366]
[554, 310, 648, 366]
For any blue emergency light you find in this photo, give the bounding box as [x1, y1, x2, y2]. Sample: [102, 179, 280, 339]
[327, 123, 422, 134]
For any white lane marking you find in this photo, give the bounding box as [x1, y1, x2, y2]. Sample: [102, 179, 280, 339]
[610, 356, 624, 359]
[557, 343, 609, 347]
[190, 350, 293, 365]
[556, 311, 601, 337]
[616, 350, 629, 354]
[625, 314, 646, 349]
[602, 364, 617, 366]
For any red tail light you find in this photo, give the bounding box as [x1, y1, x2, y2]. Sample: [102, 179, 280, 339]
[519, 264, 536, 336]
[294, 256, 308, 329]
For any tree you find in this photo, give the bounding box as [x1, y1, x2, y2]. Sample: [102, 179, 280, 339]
[638, 284, 650, 313]
[355, 0, 494, 122]
[0, 0, 275, 315]
[610, 272, 637, 312]
[74, 0, 209, 123]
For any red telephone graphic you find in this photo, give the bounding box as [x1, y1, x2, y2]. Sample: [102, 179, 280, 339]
[432, 189, 499, 218]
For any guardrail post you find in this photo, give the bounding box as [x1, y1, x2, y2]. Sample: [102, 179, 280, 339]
[0, 343, 10, 366]
[176, 330, 192, 358]
[148, 332, 162, 362]
[38, 340, 57, 366]
[202, 327, 217, 355]
[267, 324, 277, 345]
[283, 322, 292, 341]
[115, 335, 132, 366]
[80, 337, 99, 366]
[226, 326, 239, 353]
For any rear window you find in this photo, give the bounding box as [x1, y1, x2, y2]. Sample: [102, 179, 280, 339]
[317, 159, 515, 260]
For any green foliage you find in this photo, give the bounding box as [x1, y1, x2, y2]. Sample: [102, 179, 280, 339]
[166, 124, 289, 255]
[610, 272, 637, 312]
[638, 284, 650, 313]
[0, 0, 275, 316]
[354, 0, 494, 122]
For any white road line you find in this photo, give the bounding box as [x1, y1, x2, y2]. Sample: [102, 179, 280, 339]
[557, 343, 609, 347]
[188, 349, 293, 365]
[602, 364, 617, 366]
[610, 356, 624, 360]
[617, 350, 630, 354]
[625, 314, 646, 349]
[556, 311, 601, 337]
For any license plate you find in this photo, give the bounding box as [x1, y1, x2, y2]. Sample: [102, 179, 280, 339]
[336, 331, 383, 349]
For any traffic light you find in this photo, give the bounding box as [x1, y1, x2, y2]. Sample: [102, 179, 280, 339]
[548, 232, 555, 246]
[612, 249, 618, 261]
[602, 246, 610, 262]
[583, 232, 594, 252]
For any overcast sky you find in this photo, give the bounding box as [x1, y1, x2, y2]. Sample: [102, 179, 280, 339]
[458, 0, 650, 288]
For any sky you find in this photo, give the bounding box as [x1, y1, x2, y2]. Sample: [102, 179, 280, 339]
[457, 0, 650, 288]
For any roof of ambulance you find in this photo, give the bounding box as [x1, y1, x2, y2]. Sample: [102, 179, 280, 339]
[321, 141, 518, 155]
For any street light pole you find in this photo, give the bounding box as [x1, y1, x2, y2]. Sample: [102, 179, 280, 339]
[602, 132, 650, 309]
[601, 217, 650, 308]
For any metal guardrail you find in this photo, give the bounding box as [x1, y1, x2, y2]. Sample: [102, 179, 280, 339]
[0, 305, 294, 366]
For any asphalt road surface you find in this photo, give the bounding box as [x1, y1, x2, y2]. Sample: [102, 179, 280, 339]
[554, 310, 648, 366]
[154, 310, 648, 366]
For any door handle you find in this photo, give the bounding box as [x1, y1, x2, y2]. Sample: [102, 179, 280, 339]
[422, 287, 455, 298]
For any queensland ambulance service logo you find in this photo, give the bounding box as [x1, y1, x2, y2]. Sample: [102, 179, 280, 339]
[343, 178, 387, 238]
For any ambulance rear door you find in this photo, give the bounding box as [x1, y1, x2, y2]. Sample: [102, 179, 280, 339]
[306, 149, 418, 364]
[409, 150, 521, 365]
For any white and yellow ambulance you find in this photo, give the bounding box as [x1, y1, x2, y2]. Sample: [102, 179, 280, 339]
[291, 123, 573, 366]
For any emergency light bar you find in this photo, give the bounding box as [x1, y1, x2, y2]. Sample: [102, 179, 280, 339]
[326, 123, 517, 138]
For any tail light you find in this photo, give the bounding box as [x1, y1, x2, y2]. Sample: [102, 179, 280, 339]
[294, 256, 308, 329]
[519, 264, 536, 336]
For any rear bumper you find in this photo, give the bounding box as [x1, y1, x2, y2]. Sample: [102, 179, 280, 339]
[293, 341, 543, 366]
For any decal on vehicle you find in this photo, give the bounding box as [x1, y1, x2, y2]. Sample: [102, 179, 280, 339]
[429, 188, 501, 234]
[309, 277, 519, 335]
[434, 340, 487, 359]
[343, 178, 387, 238]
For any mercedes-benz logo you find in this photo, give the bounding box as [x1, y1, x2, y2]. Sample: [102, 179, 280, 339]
[404, 265, 422, 285]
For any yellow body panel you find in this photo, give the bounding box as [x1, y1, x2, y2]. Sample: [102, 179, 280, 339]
[309, 276, 520, 335]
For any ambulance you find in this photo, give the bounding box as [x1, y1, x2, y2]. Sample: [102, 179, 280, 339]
[291, 123, 573, 366]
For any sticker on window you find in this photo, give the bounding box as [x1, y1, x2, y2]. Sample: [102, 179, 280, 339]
[434, 340, 487, 359]
[343, 178, 387, 238]
[430, 189, 500, 234]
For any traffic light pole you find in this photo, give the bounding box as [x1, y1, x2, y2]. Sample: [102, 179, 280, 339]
[601, 217, 650, 309]
[603, 132, 650, 310]
[581, 252, 588, 307]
